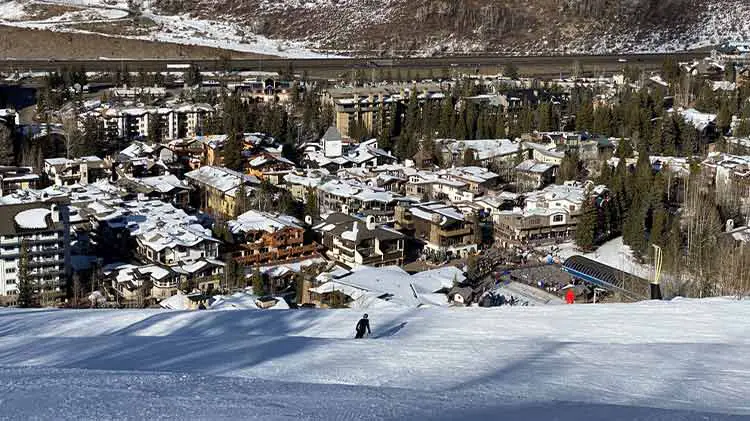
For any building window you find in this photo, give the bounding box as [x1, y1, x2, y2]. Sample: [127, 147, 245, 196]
[5, 267, 15, 274]
[553, 215, 564, 223]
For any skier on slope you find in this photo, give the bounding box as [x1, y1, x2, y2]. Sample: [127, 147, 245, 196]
[355, 314, 371, 338]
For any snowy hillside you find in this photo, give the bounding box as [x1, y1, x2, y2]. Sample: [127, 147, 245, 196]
[1, 0, 750, 56]
[1, 299, 749, 419]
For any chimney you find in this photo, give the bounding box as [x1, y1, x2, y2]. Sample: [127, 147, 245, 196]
[366, 215, 376, 230]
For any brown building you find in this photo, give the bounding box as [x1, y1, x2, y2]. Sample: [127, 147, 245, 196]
[227, 210, 318, 267]
[396, 202, 478, 260]
[313, 213, 405, 268]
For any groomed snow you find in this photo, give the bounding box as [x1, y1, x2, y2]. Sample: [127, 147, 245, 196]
[0, 299, 749, 419]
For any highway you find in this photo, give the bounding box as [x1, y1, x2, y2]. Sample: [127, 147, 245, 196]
[0, 52, 707, 77]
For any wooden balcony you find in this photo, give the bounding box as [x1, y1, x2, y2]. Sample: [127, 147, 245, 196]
[234, 243, 319, 266]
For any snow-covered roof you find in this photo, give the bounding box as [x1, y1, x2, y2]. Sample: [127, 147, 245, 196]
[185, 166, 259, 195]
[515, 159, 554, 173]
[440, 166, 499, 184]
[14, 208, 51, 229]
[136, 174, 190, 193]
[312, 265, 452, 309]
[439, 138, 521, 161]
[408, 202, 466, 226]
[681, 108, 717, 131]
[227, 210, 302, 234]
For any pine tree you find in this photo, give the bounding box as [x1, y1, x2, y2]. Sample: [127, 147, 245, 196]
[147, 113, 162, 144]
[223, 131, 244, 171]
[465, 103, 477, 139]
[17, 240, 34, 308]
[252, 267, 266, 296]
[518, 106, 535, 135]
[304, 187, 319, 219]
[537, 102, 553, 132]
[597, 160, 611, 185]
[650, 207, 668, 249]
[504, 62, 519, 79]
[593, 107, 613, 135]
[575, 189, 597, 252]
[495, 112, 507, 138]
[558, 150, 581, 183]
[616, 137, 634, 159]
[455, 108, 468, 140]
[716, 101, 732, 136]
[439, 98, 455, 138]
[0, 121, 16, 165]
[576, 102, 594, 132]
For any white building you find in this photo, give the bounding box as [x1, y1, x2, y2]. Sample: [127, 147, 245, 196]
[0, 192, 71, 304]
[43, 156, 112, 187]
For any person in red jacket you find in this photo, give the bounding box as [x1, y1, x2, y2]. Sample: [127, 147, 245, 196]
[565, 288, 575, 304]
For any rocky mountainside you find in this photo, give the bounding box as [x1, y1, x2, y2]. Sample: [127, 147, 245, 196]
[152, 0, 750, 55]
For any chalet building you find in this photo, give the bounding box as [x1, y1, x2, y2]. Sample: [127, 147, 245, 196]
[0, 167, 39, 196]
[117, 174, 191, 208]
[185, 166, 260, 219]
[435, 139, 528, 179]
[43, 156, 112, 187]
[514, 159, 556, 192]
[247, 152, 296, 185]
[313, 213, 405, 268]
[227, 210, 319, 267]
[316, 179, 402, 224]
[493, 182, 607, 248]
[395, 202, 478, 259]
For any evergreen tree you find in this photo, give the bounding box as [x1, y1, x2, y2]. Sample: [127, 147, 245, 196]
[0, 122, 15, 165]
[147, 113, 162, 143]
[576, 102, 594, 132]
[304, 187, 319, 219]
[223, 131, 244, 171]
[616, 137, 634, 159]
[455, 107, 468, 140]
[558, 150, 581, 183]
[650, 207, 668, 249]
[660, 114, 679, 156]
[518, 106, 535, 135]
[593, 106, 613, 135]
[234, 182, 249, 217]
[537, 102, 554, 132]
[494, 112, 507, 138]
[575, 189, 597, 252]
[597, 160, 611, 185]
[504, 62, 519, 80]
[251, 267, 266, 296]
[465, 103, 477, 139]
[734, 104, 750, 137]
[716, 101, 732, 136]
[438, 98, 455, 138]
[185, 66, 202, 87]
[17, 240, 33, 308]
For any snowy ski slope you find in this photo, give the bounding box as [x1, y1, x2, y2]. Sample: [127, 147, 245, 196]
[0, 299, 749, 420]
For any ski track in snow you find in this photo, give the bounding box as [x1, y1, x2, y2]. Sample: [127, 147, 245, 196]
[0, 300, 749, 419]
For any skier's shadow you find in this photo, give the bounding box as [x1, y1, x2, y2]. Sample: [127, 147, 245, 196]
[374, 321, 407, 338]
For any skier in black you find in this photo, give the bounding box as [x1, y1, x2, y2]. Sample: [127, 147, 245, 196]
[355, 313, 371, 338]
